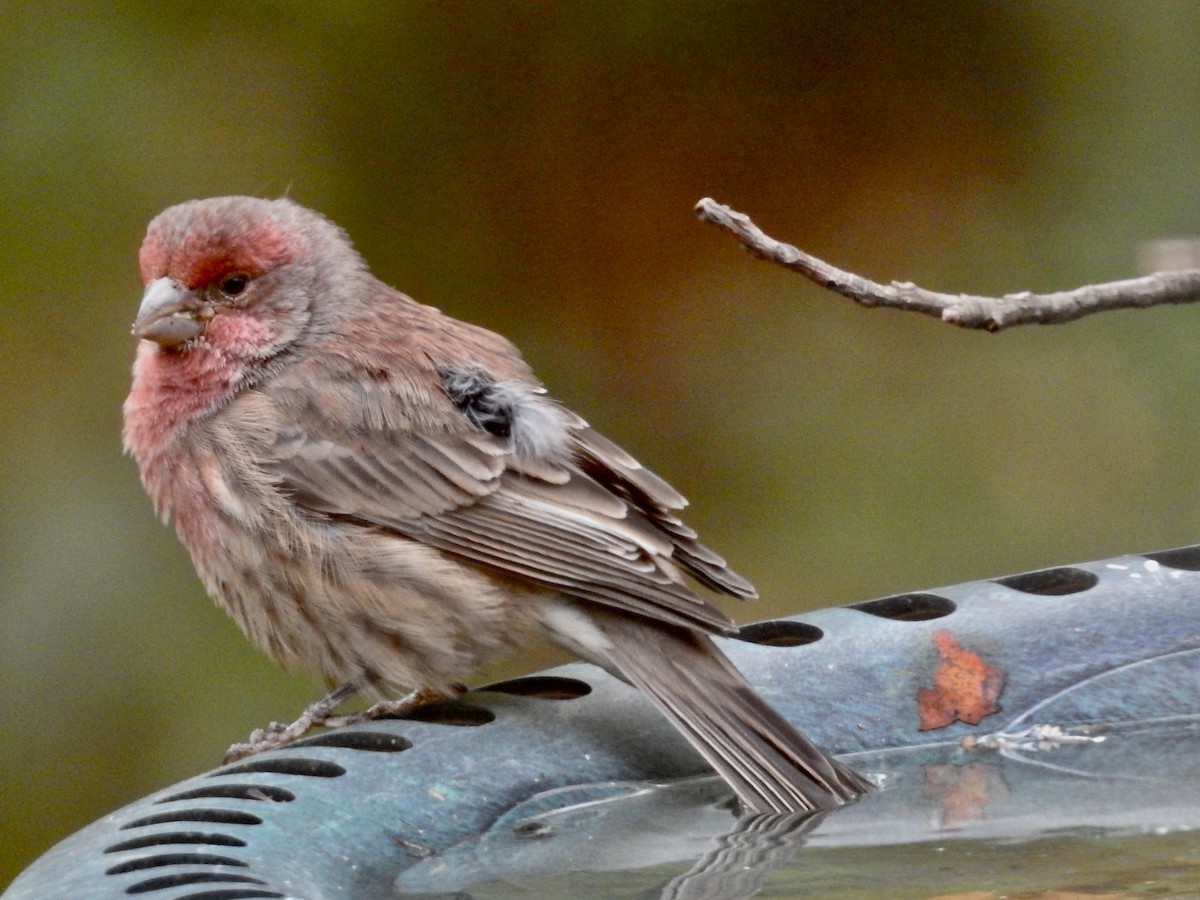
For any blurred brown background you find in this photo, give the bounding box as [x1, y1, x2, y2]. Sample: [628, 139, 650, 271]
[4, 0, 1200, 883]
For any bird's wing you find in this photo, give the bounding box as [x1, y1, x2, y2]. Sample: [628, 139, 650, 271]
[569, 425, 758, 599]
[263, 364, 750, 634]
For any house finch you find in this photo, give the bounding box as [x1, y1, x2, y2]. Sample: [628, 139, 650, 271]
[123, 196, 872, 814]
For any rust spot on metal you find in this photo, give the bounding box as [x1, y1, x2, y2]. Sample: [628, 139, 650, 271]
[917, 629, 1005, 730]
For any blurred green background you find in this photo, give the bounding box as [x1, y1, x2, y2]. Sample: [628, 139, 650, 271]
[4, 0, 1200, 885]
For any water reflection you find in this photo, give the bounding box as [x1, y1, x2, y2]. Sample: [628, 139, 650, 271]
[397, 719, 1200, 897]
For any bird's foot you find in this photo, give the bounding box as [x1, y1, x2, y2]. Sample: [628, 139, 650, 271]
[222, 682, 464, 763]
[223, 682, 358, 763]
[320, 686, 453, 728]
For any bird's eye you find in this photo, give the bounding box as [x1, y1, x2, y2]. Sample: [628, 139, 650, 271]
[219, 273, 250, 297]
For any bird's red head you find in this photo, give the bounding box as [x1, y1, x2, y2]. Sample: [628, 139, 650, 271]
[131, 197, 326, 360]
[124, 196, 347, 472]
[139, 197, 299, 291]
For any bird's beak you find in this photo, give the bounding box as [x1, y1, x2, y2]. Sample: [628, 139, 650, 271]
[132, 277, 212, 348]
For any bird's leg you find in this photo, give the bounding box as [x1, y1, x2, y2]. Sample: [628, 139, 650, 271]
[223, 682, 469, 763]
[321, 682, 467, 728]
[320, 690, 429, 728]
[223, 682, 360, 763]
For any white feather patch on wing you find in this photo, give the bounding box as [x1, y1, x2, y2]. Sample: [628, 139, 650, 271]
[492, 381, 574, 463]
[538, 598, 617, 673]
[439, 364, 575, 465]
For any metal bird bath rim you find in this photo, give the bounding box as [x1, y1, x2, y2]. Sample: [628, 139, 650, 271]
[6, 544, 1200, 898]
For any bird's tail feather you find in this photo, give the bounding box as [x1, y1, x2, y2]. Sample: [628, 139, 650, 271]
[595, 612, 873, 815]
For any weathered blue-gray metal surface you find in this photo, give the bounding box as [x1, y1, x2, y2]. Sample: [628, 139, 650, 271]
[6, 546, 1200, 898]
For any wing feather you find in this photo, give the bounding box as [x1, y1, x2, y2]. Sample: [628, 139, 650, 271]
[264, 370, 751, 633]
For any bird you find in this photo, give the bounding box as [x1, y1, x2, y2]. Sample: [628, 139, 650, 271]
[122, 196, 873, 814]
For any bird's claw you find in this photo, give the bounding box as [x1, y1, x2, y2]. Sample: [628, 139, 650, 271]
[221, 685, 443, 763]
[320, 688, 443, 729]
[223, 716, 319, 763]
[222, 682, 361, 763]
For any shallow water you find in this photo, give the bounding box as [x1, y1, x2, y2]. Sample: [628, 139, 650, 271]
[400, 722, 1200, 898]
[463, 830, 1200, 898]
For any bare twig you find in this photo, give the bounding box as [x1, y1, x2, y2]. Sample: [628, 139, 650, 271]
[695, 197, 1200, 331]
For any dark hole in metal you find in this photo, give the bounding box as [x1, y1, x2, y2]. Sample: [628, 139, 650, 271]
[214, 758, 346, 779]
[482, 675, 593, 699]
[735, 620, 824, 647]
[291, 730, 413, 753]
[121, 810, 263, 830]
[172, 893, 284, 900]
[513, 819, 554, 839]
[155, 785, 295, 805]
[105, 832, 247, 853]
[995, 567, 1098, 596]
[850, 593, 957, 622]
[125, 873, 269, 895]
[106, 852, 248, 875]
[1144, 545, 1200, 571]
[395, 700, 495, 727]
[161, 891, 284, 900]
